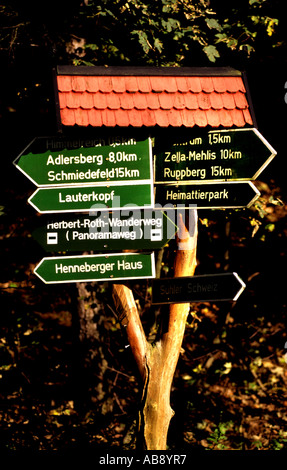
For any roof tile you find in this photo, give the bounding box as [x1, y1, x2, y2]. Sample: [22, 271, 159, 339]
[175, 76, 190, 93]
[186, 77, 202, 93]
[85, 76, 100, 92]
[74, 108, 89, 126]
[106, 92, 121, 109]
[225, 76, 245, 93]
[181, 109, 195, 127]
[145, 93, 160, 109]
[230, 109, 246, 127]
[167, 109, 183, 126]
[58, 92, 67, 109]
[212, 77, 227, 93]
[173, 93, 186, 109]
[243, 108, 253, 125]
[154, 109, 170, 127]
[209, 92, 224, 109]
[158, 92, 175, 110]
[199, 77, 214, 93]
[218, 109, 233, 127]
[56, 69, 254, 128]
[57, 76, 72, 92]
[150, 76, 166, 92]
[197, 92, 211, 110]
[98, 76, 113, 93]
[193, 109, 208, 127]
[93, 92, 107, 109]
[111, 76, 126, 93]
[184, 93, 199, 110]
[80, 92, 94, 109]
[71, 76, 86, 92]
[221, 93, 236, 110]
[88, 108, 103, 126]
[128, 109, 143, 127]
[136, 76, 152, 93]
[124, 76, 139, 92]
[234, 91, 248, 109]
[101, 109, 116, 127]
[114, 108, 130, 127]
[61, 108, 75, 126]
[133, 93, 148, 110]
[66, 92, 81, 109]
[206, 109, 220, 127]
[141, 109, 157, 127]
[162, 77, 178, 93]
[119, 92, 135, 109]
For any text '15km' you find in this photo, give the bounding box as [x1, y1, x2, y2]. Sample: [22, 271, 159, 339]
[155, 128, 276, 183]
[14, 136, 153, 186]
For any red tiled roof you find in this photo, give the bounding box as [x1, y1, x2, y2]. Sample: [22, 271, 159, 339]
[55, 67, 254, 128]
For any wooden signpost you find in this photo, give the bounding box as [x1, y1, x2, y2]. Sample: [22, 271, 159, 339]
[14, 127, 274, 295]
[15, 122, 276, 451]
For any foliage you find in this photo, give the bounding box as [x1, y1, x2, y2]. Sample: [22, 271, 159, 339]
[0, 0, 284, 67]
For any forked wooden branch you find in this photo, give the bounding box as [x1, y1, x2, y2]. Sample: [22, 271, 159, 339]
[112, 210, 198, 450]
[112, 283, 148, 383]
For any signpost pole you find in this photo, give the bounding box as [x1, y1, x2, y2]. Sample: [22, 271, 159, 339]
[112, 209, 198, 450]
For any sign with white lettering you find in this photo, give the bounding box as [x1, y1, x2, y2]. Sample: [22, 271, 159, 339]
[152, 272, 246, 304]
[155, 181, 260, 209]
[154, 128, 276, 183]
[34, 252, 155, 284]
[32, 210, 178, 251]
[14, 136, 152, 186]
[28, 183, 153, 213]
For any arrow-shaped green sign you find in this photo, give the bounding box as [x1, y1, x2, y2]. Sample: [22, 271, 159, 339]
[28, 183, 153, 213]
[14, 136, 152, 187]
[152, 272, 246, 304]
[32, 210, 178, 252]
[155, 181, 260, 209]
[154, 128, 276, 183]
[34, 252, 155, 284]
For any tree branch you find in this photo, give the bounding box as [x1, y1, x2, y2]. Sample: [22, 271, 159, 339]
[112, 283, 148, 383]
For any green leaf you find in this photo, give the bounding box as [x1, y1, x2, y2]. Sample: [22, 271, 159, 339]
[85, 43, 99, 51]
[205, 18, 223, 32]
[265, 223, 275, 232]
[249, 0, 266, 5]
[266, 18, 279, 36]
[154, 38, 163, 53]
[162, 18, 180, 32]
[131, 30, 151, 54]
[203, 45, 220, 62]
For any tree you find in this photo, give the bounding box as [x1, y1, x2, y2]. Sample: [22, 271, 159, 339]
[0, 0, 284, 68]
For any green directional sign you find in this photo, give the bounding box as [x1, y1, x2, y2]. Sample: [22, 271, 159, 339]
[155, 181, 260, 209]
[154, 128, 276, 183]
[14, 136, 152, 186]
[32, 210, 178, 252]
[34, 252, 155, 284]
[152, 272, 246, 304]
[28, 183, 153, 213]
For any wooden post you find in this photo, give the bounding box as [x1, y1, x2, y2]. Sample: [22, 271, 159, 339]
[112, 209, 198, 450]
